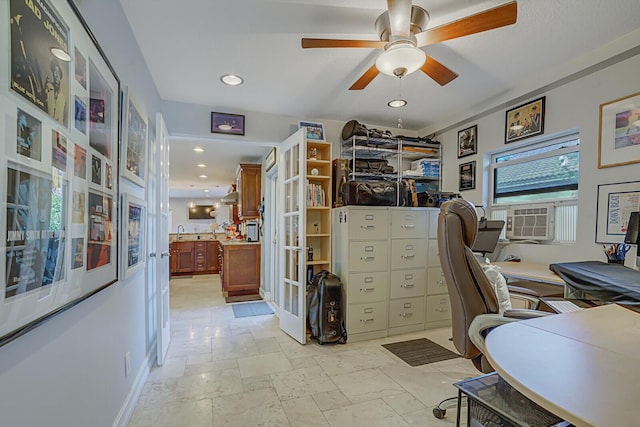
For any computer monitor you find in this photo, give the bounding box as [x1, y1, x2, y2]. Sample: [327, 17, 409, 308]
[472, 220, 505, 255]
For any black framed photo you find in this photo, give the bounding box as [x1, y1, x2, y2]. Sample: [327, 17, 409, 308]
[458, 125, 477, 158]
[3, 0, 120, 347]
[459, 161, 476, 191]
[505, 96, 545, 143]
[211, 112, 245, 135]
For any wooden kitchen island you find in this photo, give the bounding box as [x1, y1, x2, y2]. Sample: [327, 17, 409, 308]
[218, 240, 261, 297]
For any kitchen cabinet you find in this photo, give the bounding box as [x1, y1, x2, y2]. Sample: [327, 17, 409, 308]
[220, 242, 260, 296]
[236, 163, 261, 220]
[171, 241, 195, 275]
[170, 239, 220, 276]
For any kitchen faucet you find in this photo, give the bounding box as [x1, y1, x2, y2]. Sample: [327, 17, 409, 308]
[177, 224, 185, 238]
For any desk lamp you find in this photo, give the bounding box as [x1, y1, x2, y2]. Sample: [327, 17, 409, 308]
[624, 211, 640, 270]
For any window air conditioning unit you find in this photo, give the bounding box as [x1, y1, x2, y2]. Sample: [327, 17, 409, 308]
[505, 204, 554, 240]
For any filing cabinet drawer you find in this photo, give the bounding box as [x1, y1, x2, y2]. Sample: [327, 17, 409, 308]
[347, 302, 387, 334]
[391, 210, 427, 239]
[348, 241, 389, 272]
[389, 297, 426, 328]
[427, 240, 440, 267]
[428, 210, 438, 238]
[390, 269, 426, 299]
[390, 239, 427, 270]
[426, 295, 451, 323]
[347, 272, 389, 304]
[348, 209, 389, 240]
[427, 267, 447, 295]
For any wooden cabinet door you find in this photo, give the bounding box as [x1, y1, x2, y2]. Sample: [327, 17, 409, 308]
[170, 243, 178, 275]
[238, 164, 261, 220]
[207, 241, 219, 273]
[175, 242, 194, 273]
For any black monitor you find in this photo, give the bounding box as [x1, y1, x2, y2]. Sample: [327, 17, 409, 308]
[624, 212, 640, 245]
[472, 220, 505, 255]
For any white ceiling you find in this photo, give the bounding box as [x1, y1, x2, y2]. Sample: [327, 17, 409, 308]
[120, 0, 640, 199]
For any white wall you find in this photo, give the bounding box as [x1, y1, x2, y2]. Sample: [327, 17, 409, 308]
[0, 1, 162, 426]
[434, 49, 640, 265]
[169, 198, 231, 233]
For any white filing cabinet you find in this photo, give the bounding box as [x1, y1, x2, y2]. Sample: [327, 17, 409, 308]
[388, 209, 428, 335]
[332, 206, 449, 343]
[333, 207, 389, 342]
[425, 210, 452, 328]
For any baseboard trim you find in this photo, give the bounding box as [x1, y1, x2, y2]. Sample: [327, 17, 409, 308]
[112, 345, 156, 427]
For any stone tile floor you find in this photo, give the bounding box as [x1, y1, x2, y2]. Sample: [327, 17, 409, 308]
[128, 274, 475, 426]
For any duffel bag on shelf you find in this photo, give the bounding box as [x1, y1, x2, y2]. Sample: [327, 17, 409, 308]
[349, 158, 395, 174]
[341, 180, 411, 206]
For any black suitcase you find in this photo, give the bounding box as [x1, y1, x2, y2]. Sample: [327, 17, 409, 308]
[306, 270, 347, 345]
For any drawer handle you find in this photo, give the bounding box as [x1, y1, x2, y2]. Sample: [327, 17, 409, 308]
[437, 280, 445, 285]
[361, 287, 375, 292]
[401, 224, 415, 229]
[361, 256, 375, 261]
[436, 308, 449, 313]
[401, 283, 414, 289]
[400, 312, 413, 318]
[362, 225, 375, 229]
[362, 317, 375, 323]
[401, 254, 415, 259]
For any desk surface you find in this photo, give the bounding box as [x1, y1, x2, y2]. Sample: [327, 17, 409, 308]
[485, 304, 640, 427]
[493, 261, 565, 286]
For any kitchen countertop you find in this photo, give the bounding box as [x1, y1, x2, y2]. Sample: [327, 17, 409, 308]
[169, 233, 259, 245]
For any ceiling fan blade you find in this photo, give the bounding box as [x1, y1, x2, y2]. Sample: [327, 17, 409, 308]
[349, 64, 380, 90]
[302, 38, 386, 49]
[421, 56, 459, 86]
[415, 1, 517, 47]
[387, 0, 412, 38]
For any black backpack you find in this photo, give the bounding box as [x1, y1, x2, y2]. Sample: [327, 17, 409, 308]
[306, 270, 347, 345]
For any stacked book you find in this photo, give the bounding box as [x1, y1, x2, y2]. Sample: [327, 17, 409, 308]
[307, 182, 326, 207]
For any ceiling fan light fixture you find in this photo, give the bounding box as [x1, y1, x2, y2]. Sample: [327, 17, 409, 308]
[388, 98, 407, 108]
[375, 43, 426, 77]
[220, 74, 244, 86]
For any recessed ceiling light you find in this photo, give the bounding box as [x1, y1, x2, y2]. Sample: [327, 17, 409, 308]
[193, 147, 204, 152]
[388, 99, 407, 108]
[199, 175, 208, 178]
[51, 47, 71, 62]
[204, 189, 209, 193]
[220, 74, 244, 86]
[197, 163, 206, 168]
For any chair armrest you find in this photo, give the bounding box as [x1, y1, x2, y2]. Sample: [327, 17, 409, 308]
[506, 285, 540, 297]
[469, 310, 552, 353]
[504, 309, 552, 319]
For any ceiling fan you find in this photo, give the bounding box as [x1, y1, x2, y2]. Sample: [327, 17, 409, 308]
[302, 0, 517, 90]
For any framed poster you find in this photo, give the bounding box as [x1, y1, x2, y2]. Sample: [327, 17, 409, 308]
[122, 88, 148, 187]
[211, 112, 245, 135]
[505, 97, 545, 143]
[121, 193, 146, 278]
[595, 181, 640, 243]
[459, 161, 476, 191]
[299, 121, 325, 141]
[598, 92, 640, 168]
[2, 0, 120, 347]
[458, 125, 477, 158]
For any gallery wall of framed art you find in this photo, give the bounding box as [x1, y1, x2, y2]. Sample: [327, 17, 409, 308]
[0, 0, 120, 346]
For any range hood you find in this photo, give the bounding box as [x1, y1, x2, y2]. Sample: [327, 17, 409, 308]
[221, 191, 238, 205]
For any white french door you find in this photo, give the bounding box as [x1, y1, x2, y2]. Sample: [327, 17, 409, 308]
[278, 129, 306, 343]
[155, 113, 171, 365]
